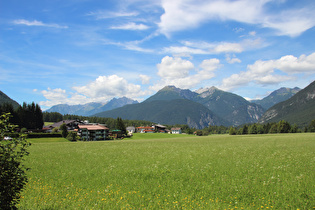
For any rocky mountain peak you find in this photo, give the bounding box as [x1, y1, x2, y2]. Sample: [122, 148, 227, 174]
[195, 86, 218, 98]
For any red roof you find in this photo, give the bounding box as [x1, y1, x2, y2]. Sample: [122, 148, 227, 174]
[78, 125, 109, 130]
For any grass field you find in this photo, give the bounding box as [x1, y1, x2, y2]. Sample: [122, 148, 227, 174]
[19, 133, 314, 209]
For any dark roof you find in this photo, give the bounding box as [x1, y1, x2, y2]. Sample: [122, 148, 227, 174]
[50, 120, 77, 128]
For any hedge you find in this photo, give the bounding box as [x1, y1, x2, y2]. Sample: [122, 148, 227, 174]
[26, 133, 62, 138]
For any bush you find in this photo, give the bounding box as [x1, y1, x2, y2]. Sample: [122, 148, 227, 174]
[66, 132, 79, 142]
[0, 113, 31, 209]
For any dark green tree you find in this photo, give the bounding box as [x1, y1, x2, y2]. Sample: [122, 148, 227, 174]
[277, 120, 291, 133]
[229, 127, 236, 135]
[241, 125, 248, 135]
[309, 120, 315, 132]
[116, 117, 127, 135]
[0, 113, 31, 209]
[60, 123, 68, 138]
[290, 124, 299, 133]
[248, 124, 258, 134]
[269, 124, 278, 133]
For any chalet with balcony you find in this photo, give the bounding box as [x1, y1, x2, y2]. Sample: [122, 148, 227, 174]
[78, 124, 109, 141]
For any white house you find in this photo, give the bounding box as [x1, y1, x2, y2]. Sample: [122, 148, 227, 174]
[171, 127, 182, 134]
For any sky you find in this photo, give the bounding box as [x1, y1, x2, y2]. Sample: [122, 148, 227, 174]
[1, 0, 315, 110]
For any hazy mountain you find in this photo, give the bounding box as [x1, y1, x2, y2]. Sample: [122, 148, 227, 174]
[94, 99, 229, 129]
[46, 97, 138, 116]
[251, 87, 300, 110]
[259, 80, 315, 127]
[0, 90, 20, 109]
[195, 86, 265, 126]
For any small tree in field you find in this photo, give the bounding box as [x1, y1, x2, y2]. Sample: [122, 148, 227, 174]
[0, 113, 31, 209]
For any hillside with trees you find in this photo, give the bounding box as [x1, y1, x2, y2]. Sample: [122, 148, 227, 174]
[259, 80, 315, 127]
[0, 90, 20, 109]
[95, 99, 229, 129]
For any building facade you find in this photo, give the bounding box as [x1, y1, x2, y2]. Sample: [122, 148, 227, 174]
[78, 124, 109, 141]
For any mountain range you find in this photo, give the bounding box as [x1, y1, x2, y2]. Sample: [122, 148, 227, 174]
[92, 85, 304, 128]
[2, 81, 314, 129]
[251, 87, 300, 110]
[259, 80, 315, 127]
[46, 97, 138, 116]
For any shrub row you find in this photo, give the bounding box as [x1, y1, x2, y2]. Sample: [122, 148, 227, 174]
[26, 133, 62, 138]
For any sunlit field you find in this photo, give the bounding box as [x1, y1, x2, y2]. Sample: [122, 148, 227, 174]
[19, 133, 314, 209]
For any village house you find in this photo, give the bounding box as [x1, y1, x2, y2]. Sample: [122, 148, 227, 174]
[171, 127, 182, 134]
[78, 124, 109, 141]
[154, 124, 167, 133]
[136, 126, 155, 133]
[44, 119, 82, 132]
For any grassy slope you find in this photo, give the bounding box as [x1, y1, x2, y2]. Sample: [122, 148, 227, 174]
[19, 134, 315, 209]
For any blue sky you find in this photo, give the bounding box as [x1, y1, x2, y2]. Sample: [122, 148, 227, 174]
[1, 0, 315, 110]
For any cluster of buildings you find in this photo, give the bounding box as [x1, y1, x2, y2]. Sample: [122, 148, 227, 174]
[44, 120, 182, 141]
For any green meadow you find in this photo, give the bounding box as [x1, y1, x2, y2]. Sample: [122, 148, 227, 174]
[19, 133, 314, 209]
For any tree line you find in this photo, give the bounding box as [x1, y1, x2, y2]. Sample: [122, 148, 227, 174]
[229, 120, 315, 135]
[43, 112, 155, 130]
[0, 102, 43, 130]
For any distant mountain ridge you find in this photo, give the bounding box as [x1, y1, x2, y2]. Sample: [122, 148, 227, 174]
[94, 85, 267, 128]
[95, 99, 229, 129]
[1, 82, 303, 128]
[46, 97, 138, 116]
[252, 87, 300, 110]
[259, 80, 315, 126]
[194, 87, 265, 126]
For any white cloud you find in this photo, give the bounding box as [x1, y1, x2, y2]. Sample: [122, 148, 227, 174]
[139, 74, 151, 84]
[87, 11, 139, 19]
[13, 19, 68, 29]
[164, 38, 265, 55]
[214, 43, 243, 53]
[157, 56, 194, 78]
[110, 22, 149, 30]
[158, 0, 315, 37]
[163, 46, 208, 55]
[40, 75, 149, 107]
[40, 88, 73, 107]
[220, 52, 315, 90]
[152, 56, 220, 90]
[73, 75, 144, 100]
[226, 54, 241, 64]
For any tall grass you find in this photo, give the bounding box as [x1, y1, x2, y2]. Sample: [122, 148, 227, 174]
[19, 133, 314, 209]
